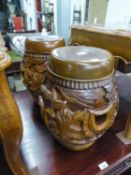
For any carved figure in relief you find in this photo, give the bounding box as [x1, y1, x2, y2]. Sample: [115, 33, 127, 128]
[40, 73, 119, 150]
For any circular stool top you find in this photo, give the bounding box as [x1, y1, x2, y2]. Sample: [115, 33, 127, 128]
[49, 46, 114, 80]
[25, 35, 65, 53]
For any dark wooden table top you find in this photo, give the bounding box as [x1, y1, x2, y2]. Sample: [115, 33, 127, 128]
[0, 74, 131, 175]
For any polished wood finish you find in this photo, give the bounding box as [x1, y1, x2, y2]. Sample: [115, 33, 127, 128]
[0, 34, 29, 175]
[50, 46, 114, 80]
[40, 46, 119, 150]
[1, 74, 131, 174]
[0, 71, 29, 175]
[70, 25, 131, 73]
[22, 36, 65, 99]
[25, 36, 65, 53]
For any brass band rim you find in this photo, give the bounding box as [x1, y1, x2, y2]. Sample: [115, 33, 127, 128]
[48, 66, 114, 82]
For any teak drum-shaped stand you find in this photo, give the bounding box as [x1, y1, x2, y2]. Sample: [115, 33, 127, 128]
[0, 35, 29, 175]
[22, 35, 65, 100]
[69, 25, 131, 147]
[39, 46, 119, 151]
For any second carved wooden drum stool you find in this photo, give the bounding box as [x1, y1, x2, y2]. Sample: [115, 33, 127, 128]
[40, 46, 119, 151]
[22, 35, 65, 99]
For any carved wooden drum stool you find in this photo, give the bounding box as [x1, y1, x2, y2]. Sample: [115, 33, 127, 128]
[40, 46, 119, 151]
[22, 35, 65, 99]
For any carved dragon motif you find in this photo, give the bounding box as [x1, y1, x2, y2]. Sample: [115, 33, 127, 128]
[22, 56, 48, 92]
[40, 76, 119, 150]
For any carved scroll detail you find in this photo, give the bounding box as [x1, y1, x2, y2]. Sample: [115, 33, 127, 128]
[40, 72, 119, 150]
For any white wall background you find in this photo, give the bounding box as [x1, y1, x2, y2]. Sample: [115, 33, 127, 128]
[20, 0, 37, 31]
[57, 0, 71, 43]
[106, 0, 131, 29]
[88, 0, 108, 25]
[57, 0, 86, 43]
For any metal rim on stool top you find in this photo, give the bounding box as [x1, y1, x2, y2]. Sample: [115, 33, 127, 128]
[40, 46, 119, 151]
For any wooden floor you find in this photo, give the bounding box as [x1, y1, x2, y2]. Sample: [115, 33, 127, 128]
[0, 75, 131, 175]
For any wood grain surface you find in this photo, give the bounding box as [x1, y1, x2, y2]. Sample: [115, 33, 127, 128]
[0, 75, 131, 175]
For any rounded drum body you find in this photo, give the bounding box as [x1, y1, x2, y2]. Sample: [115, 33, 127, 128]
[22, 35, 65, 99]
[40, 46, 119, 150]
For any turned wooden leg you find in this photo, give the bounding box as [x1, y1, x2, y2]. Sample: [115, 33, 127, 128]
[0, 72, 30, 175]
[0, 50, 30, 174]
[0, 71, 30, 175]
